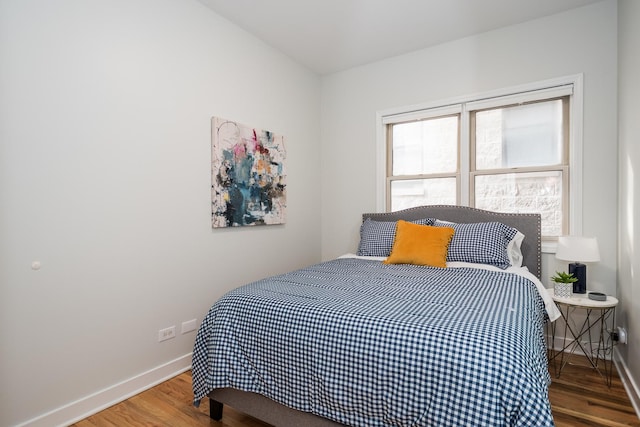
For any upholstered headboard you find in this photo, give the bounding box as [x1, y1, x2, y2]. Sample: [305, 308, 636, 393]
[362, 205, 542, 279]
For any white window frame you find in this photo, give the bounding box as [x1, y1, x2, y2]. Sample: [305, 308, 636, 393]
[375, 74, 583, 253]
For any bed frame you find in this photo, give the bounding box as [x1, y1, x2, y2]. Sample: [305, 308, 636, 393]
[207, 205, 542, 426]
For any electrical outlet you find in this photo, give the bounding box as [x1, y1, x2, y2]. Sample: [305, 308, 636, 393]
[158, 326, 176, 342]
[181, 319, 198, 334]
[611, 326, 628, 344]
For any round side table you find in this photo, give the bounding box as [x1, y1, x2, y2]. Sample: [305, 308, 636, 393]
[546, 288, 618, 387]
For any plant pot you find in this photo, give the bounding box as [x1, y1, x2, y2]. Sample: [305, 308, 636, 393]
[554, 282, 573, 298]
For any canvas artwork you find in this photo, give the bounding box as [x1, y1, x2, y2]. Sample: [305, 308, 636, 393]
[211, 117, 286, 228]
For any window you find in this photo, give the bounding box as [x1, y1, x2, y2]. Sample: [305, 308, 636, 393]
[380, 77, 581, 241]
[388, 114, 459, 210]
[471, 97, 569, 237]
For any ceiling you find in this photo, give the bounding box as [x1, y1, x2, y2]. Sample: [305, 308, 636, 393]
[198, 0, 602, 75]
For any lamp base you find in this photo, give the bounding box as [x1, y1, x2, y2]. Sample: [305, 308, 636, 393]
[569, 263, 587, 293]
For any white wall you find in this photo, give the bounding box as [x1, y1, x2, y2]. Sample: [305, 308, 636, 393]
[320, 1, 618, 296]
[2, 0, 634, 425]
[617, 0, 640, 412]
[0, 1, 321, 425]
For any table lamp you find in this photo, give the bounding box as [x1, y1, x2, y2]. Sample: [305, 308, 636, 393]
[555, 236, 600, 294]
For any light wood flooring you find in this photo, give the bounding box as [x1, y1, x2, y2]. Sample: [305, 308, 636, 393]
[73, 355, 639, 427]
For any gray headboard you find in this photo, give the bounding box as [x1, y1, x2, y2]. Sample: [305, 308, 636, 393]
[362, 205, 542, 279]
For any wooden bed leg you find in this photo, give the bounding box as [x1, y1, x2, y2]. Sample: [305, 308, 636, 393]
[209, 398, 223, 420]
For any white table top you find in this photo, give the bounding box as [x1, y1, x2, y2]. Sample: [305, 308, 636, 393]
[546, 288, 618, 308]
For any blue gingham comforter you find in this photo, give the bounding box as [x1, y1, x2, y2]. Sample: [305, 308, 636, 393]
[192, 258, 554, 426]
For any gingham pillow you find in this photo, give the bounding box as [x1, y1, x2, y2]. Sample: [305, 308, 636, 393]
[357, 218, 435, 257]
[433, 220, 524, 269]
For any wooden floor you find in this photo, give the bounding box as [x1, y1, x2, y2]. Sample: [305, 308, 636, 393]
[549, 356, 639, 427]
[73, 355, 639, 427]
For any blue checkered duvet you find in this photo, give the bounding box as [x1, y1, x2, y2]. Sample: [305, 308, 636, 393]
[192, 258, 553, 426]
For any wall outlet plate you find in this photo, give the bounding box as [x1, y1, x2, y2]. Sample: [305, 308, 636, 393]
[181, 319, 198, 334]
[158, 326, 176, 342]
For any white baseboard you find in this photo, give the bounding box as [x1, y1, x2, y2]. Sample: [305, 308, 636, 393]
[16, 353, 193, 427]
[613, 347, 640, 419]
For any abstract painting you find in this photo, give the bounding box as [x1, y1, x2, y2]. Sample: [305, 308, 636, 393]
[211, 117, 286, 228]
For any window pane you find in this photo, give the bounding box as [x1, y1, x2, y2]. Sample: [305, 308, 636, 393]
[475, 100, 563, 170]
[391, 178, 457, 211]
[474, 171, 563, 236]
[392, 116, 458, 175]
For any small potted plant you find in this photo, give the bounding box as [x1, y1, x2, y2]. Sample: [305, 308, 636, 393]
[551, 271, 577, 298]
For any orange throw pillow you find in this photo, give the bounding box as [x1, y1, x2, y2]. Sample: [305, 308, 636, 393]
[383, 220, 455, 268]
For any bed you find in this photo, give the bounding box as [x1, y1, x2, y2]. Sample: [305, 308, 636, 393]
[192, 205, 560, 426]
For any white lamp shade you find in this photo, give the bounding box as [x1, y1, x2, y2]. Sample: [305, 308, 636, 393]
[555, 236, 601, 262]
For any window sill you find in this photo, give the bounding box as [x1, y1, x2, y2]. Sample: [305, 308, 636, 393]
[542, 241, 558, 255]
